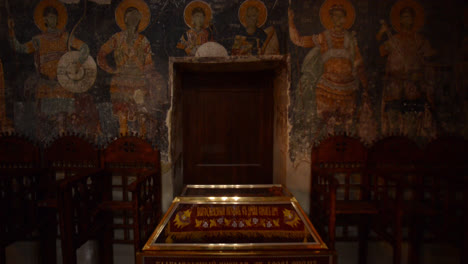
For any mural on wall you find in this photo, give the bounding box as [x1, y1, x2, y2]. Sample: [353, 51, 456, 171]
[288, 0, 375, 160]
[97, 0, 167, 136]
[7, 0, 100, 138]
[0, 0, 466, 164]
[376, 0, 436, 139]
[231, 0, 279, 55]
[176, 0, 213, 56]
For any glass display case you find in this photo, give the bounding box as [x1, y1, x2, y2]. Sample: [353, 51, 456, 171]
[138, 185, 335, 264]
[180, 184, 294, 197]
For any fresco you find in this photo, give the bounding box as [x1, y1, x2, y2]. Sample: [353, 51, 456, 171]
[231, 0, 279, 55]
[288, 0, 375, 159]
[176, 1, 213, 56]
[97, 0, 166, 136]
[377, 0, 436, 139]
[0, 0, 465, 163]
[7, 0, 101, 138]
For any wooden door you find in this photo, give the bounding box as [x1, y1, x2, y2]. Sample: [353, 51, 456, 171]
[182, 71, 273, 185]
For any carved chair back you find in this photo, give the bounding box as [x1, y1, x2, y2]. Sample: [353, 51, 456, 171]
[423, 136, 468, 244]
[310, 135, 375, 258]
[44, 135, 100, 178]
[43, 134, 104, 264]
[367, 136, 424, 264]
[102, 136, 161, 252]
[311, 135, 369, 204]
[0, 134, 43, 261]
[0, 134, 40, 168]
[368, 136, 424, 204]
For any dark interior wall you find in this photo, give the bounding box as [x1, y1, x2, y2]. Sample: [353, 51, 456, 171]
[0, 0, 466, 162]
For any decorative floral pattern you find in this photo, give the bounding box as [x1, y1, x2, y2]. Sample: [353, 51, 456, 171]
[173, 209, 192, 228]
[283, 209, 301, 228]
[173, 214, 303, 230]
[163, 204, 315, 244]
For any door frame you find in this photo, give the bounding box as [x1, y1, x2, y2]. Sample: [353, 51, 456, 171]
[167, 55, 290, 195]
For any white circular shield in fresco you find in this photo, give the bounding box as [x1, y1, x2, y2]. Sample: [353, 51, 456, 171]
[57, 51, 97, 93]
[195, 42, 228, 57]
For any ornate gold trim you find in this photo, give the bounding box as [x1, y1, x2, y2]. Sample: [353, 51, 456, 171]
[143, 186, 328, 252]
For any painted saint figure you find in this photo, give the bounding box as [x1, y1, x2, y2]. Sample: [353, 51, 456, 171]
[377, 0, 436, 138]
[232, 0, 279, 56]
[8, 0, 90, 135]
[177, 1, 213, 56]
[289, 0, 368, 135]
[97, 0, 165, 135]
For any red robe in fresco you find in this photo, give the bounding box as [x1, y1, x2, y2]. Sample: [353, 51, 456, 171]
[98, 31, 165, 134]
[289, 24, 368, 134]
[177, 28, 211, 56]
[380, 32, 436, 138]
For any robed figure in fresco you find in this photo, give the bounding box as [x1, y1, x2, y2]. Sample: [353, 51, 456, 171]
[289, 0, 372, 154]
[377, 0, 437, 138]
[177, 1, 213, 56]
[231, 0, 279, 56]
[8, 0, 91, 136]
[98, 0, 166, 135]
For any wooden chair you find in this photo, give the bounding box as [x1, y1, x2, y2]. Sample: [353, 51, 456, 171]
[310, 135, 378, 264]
[43, 134, 101, 178]
[0, 134, 50, 264]
[128, 169, 161, 256]
[58, 169, 112, 264]
[100, 136, 162, 261]
[367, 136, 424, 264]
[42, 134, 110, 264]
[41, 134, 101, 207]
[419, 136, 468, 264]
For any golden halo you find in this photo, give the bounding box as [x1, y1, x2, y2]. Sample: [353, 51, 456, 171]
[319, 0, 355, 30]
[115, 0, 151, 32]
[238, 0, 268, 28]
[390, 0, 425, 33]
[184, 1, 212, 29]
[34, 0, 68, 32]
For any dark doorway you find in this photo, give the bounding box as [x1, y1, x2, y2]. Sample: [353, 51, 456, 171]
[182, 71, 274, 185]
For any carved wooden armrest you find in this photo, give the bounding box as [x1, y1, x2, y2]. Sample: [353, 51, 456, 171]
[311, 170, 339, 216]
[58, 169, 109, 239]
[128, 169, 159, 193]
[128, 169, 161, 252]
